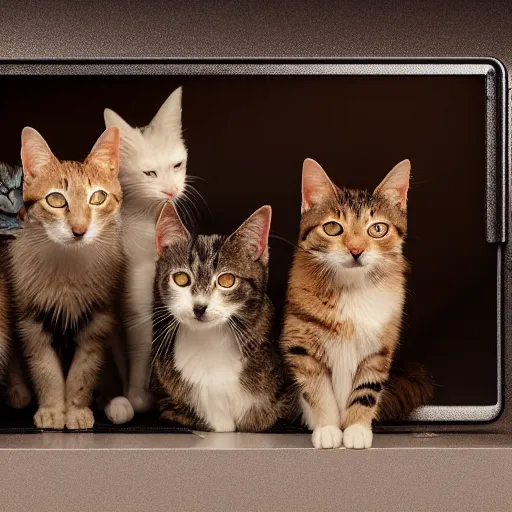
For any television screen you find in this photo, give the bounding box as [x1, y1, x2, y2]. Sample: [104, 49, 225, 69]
[0, 61, 504, 431]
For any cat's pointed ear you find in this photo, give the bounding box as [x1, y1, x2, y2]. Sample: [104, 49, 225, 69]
[156, 201, 189, 256]
[374, 159, 411, 210]
[103, 108, 137, 138]
[301, 158, 338, 213]
[229, 205, 272, 263]
[149, 86, 183, 134]
[86, 126, 120, 174]
[21, 127, 58, 181]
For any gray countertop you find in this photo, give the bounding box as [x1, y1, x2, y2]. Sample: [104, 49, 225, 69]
[1, 432, 511, 512]
[0, 431, 511, 450]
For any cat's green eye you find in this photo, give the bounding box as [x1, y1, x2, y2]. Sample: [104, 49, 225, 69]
[173, 272, 191, 287]
[368, 222, 389, 238]
[90, 190, 108, 206]
[322, 221, 343, 236]
[46, 192, 67, 209]
[217, 273, 236, 289]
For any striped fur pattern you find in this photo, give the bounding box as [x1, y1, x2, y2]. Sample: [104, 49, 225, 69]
[281, 158, 430, 449]
[378, 362, 434, 421]
[0, 164, 23, 233]
[151, 203, 287, 432]
[10, 126, 124, 430]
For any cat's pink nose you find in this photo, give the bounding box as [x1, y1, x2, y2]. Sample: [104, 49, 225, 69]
[161, 190, 176, 199]
[72, 226, 87, 237]
[347, 246, 365, 260]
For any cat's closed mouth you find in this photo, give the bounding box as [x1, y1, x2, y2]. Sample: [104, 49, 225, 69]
[344, 260, 364, 269]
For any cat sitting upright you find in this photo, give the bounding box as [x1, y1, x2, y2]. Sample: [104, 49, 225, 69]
[281, 158, 432, 449]
[151, 203, 287, 432]
[103, 87, 188, 422]
[10, 126, 124, 429]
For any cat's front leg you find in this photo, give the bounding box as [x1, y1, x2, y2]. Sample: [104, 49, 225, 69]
[343, 349, 391, 449]
[285, 346, 342, 449]
[158, 395, 211, 431]
[0, 322, 8, 387]
[160, 409, 210, 431]
[20, 317, 65, 429]
[65, 311, 111, 430]
[125, 261, 156, 413]
[208, 414, 236, 433]
[6, 347, 32, 409]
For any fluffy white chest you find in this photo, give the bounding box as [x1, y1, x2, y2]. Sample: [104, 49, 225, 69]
[327, 285, 400, 422]
[338, 285, 399, 343]
[122, 208, 158, 264]
[174, 325, 249, 432]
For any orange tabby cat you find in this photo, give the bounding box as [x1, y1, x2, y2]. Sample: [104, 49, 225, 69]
[10, 126, 124, 430]
[281, 158, 431, 449]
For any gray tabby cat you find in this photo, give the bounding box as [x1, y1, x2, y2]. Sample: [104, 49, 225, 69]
[0, 164, 31, 409]
[151, 203, 286, 432]
[0, 163, 23, 233]
[0, 164, 21, 393]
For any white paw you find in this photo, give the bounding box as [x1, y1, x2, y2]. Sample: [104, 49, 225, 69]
[66, 406, 95, 430]
[343, 424, 373, 449]
[127, 388, 154, 413]
[105, 396, 135, 424]
[211, 417, 236, 432]
[312, 425, 343, 449]
[7, 383, 32, 409]
[34, 407, 65, 429]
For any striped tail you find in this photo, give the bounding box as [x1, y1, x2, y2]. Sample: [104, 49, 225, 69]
[377, 362, 434, 421]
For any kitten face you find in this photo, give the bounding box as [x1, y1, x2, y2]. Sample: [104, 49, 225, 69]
[0, 164, 23, 234]
[104, 87, 187, 206]
[155, 204, 271, 332]
[20, 126, 122, 247]
[300, 158, 410, 281]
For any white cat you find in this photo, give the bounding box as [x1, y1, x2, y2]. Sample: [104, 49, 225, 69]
[103, 87, 188, 423]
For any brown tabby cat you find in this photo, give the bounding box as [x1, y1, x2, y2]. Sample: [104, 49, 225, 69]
[151, 203, 288, 432]
[10, 126, 124, 430]
[281, 158, 432, 449]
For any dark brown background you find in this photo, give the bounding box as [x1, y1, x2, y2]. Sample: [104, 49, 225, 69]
[0, 74, 496, 406]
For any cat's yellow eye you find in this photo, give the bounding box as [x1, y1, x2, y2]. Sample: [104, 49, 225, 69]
[368, 222, 389, 238]
[173, 272, 191, 287]
[90, 190, 108, 206]
[322, 221, 343, 236]
[217, 273, 236, 289]
[45, 192, 67, 209]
